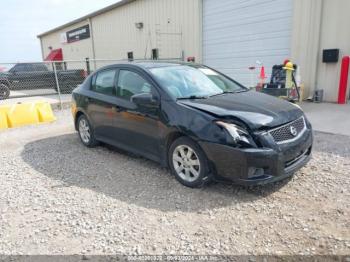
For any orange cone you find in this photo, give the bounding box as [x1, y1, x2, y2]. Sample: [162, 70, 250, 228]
[260, 66, 266, 80]
[257, 66, 267, 90]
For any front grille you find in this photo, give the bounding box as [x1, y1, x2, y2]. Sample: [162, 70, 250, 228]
[269, 117, 306, 144]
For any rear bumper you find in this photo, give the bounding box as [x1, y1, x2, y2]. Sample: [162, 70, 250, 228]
[199, 129, 313, 186]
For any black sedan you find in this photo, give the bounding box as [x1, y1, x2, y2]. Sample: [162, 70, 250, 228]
[72, 62, 313, 188]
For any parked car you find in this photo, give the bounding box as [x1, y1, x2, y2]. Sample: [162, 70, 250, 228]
[0, 63, 86, 99]
[71, 62, 313, 188]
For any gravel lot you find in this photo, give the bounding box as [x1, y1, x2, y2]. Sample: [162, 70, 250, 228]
[0, 109, 349, 256]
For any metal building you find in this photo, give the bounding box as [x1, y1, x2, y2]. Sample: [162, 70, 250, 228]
[202, 0, 350, 102]
[38, 0, 350, 103]
[291, 0, 350, 102]
[38, 0, 202, 63]
[202, 0, 293, 88]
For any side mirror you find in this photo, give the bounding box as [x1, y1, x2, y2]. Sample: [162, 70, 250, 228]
[131, 93, 159, 107]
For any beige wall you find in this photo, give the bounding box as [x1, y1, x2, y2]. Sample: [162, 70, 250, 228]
[291, 0, 350, 102]
[40, 0, 202, 66]
[92, 0, 201, 62]
[41, 20, 94, 62]
[317, 0, 350, 102]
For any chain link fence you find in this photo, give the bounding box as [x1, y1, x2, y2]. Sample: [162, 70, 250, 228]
[0, 57, 183, 108]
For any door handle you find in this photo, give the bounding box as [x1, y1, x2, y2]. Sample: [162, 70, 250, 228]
[84, 97, 90, 103]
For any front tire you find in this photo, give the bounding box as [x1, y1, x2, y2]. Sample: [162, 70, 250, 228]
[77, 115, 99, 147]
[168, 137, 212, 188]
[0, 83, 10, 100]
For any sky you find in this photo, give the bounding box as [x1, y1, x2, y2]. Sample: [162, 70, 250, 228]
[0, 0, 119, 62]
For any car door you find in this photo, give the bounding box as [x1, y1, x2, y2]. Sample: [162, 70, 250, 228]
[114, 68, 161, 160]
[31, 63, 54, 89]
[85, 68, 119, 140]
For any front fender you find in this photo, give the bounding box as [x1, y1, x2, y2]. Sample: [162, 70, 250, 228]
[162, 101, 228, 145]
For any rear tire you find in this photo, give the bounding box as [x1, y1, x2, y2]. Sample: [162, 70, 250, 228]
[168, 137, 212, 188]
[0, 83, 10, 100]
[77, 115, 99, 147]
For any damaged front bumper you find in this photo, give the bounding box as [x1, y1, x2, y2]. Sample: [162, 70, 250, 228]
[199, 128, 313, 186]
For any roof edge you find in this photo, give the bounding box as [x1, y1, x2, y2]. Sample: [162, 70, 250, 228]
[37, 0, 136, 38]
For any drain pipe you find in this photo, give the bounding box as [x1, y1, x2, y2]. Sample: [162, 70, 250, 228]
[88, 18, 97, 71]
[311, 0, 324, 99]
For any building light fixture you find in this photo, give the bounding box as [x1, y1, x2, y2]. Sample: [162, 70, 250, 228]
[135, 22, 144, 29]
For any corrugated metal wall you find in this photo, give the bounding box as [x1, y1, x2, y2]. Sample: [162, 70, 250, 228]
[203, 0, 293, 87]
[40, 0, 201, 63]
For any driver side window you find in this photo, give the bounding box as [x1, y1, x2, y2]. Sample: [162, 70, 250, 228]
[117, 70, 152, 100]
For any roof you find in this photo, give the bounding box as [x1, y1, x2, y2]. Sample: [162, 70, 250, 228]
[134, 61, 197, 69]
[37, 0, 136, 38]
[95, 61, 201, 71]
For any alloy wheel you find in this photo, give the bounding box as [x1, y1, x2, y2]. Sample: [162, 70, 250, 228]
[172, 145, 201, 183]
[79, 118, 91, 144]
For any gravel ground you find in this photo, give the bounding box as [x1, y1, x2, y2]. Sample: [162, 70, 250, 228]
[0, 109, 349, 256]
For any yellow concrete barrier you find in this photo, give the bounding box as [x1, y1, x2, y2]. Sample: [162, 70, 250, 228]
[0, 110, 8, 129]
[36, 102, 56, 123]
[0, 102, 56, 129]
[7, 103, 40, 127]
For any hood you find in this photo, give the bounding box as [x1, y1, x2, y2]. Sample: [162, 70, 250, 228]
[178, 91, 303, 130]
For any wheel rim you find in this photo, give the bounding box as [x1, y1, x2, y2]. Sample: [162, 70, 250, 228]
[172, 145, 201, 183]
[0, 84, 8, 98]
[79, 118, 91, 144]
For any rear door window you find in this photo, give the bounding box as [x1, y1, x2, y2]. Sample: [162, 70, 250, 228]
[12, 64, 28, 72]
[91, 69, 117, 96]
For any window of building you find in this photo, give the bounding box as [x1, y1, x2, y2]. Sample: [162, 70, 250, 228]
[92, 69, 117, 95]
[127, 52, 134, 61]
[117, 70, 152, 100]
[152, 49, 159, 60]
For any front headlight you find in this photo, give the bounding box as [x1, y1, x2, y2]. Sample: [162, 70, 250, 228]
[216, 121, 256, 147]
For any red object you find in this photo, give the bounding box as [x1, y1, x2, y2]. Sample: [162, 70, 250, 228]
[283, 59, 290, 66]
[256, 66, 267, 90]
[338, 56, 350, 104]
[259, 66, 267, 80]
[44, 48, 63, 61]
[187, 57, 195, 62]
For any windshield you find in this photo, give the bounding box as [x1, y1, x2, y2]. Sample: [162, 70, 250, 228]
[150, 65, 246, 99]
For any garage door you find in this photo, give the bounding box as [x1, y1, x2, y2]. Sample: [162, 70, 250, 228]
[203, 0, 293, 87]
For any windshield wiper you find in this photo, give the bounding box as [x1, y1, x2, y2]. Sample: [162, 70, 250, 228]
[234, 89, 249, 93]
[209, 91, 233, 97]
[177, 95, 209, 100]
[209, 89, 248, 97]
